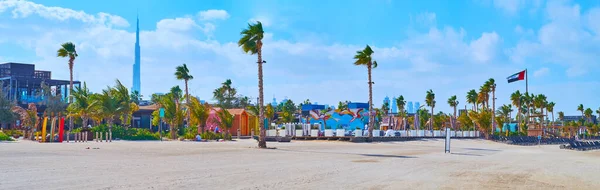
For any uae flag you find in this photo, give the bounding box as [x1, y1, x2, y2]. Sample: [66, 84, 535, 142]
[507, 70, 526, 83]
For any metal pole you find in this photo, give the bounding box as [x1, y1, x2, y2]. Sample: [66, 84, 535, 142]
[159, 118, 163, 141]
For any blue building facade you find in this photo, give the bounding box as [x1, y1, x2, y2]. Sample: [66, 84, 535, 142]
[391, 96, 397, 113]
[407, 102, 414, 114]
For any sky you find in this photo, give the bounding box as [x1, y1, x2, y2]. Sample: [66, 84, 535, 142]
[0, 0, 599, 116]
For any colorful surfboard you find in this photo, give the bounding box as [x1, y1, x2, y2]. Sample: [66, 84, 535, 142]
[41, 117, 48, 142]
[58, 117, 65, 142]
[50, 117, 56, 142]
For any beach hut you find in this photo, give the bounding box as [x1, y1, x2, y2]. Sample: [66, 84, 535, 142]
[208, 108, 253, 136]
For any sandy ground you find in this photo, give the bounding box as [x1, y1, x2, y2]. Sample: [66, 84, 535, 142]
[1, 139, 599, 190]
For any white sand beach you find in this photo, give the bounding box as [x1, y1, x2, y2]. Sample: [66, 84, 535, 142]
[1, 139, 599, 190]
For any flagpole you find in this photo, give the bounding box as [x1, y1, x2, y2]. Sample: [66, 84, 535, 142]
[525, 69, 528, 95]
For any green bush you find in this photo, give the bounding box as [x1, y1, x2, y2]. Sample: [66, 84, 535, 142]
[181, 126, 198, 140]
[124, 129, 160, 140]
[90, 124, 159, 140]
[3, 130, 23, 137]
[199, 131, 231, 140]
[0, 131, 13, 141]
[70, 128, 82, 133]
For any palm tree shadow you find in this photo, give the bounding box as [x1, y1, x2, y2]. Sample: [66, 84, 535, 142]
[451, 152, 483, 156]
[359, 154, 415, 158]
[270, 148, 416, 159]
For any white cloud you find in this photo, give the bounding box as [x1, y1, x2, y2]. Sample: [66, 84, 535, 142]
[493, 0, 524, 15]
[248, 16, 271, 27]
[414, 12, 436, 26]
[514, 25, 534, 36]
[156, 17, 198, 32]
[508, 0, 600, 77]
[0, 0, 129, 27]
[470, 32, 500, 63]
[197, 9, 229, 21]
[533, 67, 549, 77]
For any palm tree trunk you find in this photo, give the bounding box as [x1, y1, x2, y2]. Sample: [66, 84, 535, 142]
[170, 122, 176, 139]
[367, 63, 374, 141]
[69, 62, 74, 132]
[492, 89, 495, 135]
[430, 107, 434, 131]
[453, 106, 457, 130]
[257, 42, 266, 148]
[185, 80, 190, 127]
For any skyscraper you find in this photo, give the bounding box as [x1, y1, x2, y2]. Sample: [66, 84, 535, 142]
[414, 102, 420, 113]
[407, 102, 413, 114]
[132, 16, 141, 94]
[391, 96, 397, 113]
[383, 96, 390, 113]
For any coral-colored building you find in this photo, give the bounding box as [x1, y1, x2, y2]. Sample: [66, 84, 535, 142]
[205, 108, 256, 136]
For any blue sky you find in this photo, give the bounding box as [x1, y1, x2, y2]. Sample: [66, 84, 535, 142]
[1, 0, 599, 116]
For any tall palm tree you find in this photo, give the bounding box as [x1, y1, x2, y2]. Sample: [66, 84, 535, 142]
[524, 93, 533, 124]
[57, 42, 78, 131]
[584, 108, 593, 124]
[396, 95, 406, 130]
[353, 45, 378, 141]
[558, 111, 564, 126]
[238, 21, 266, 148]
[466, 89, 478, 111]
[534, 94, 547, 132]
[577, 104, 584, 121]
[547, 102, 555, 127]
[486, 78, 496, 133]
[478, 83, 490, 110]
[175, 63, 194, 124]
[425, 89, 435, 131]
[447, 95, 458, 130]
[510, 90, 522, 131]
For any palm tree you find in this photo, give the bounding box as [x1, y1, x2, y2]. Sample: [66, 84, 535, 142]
[238, 21, 266, 148]
[189, 97, 209, 133]
[93, 88, 120, 141]
[496, 105, 511, 122]
[523, 93, 533, 124]
[447, 95, 458, 130]
[486, 79, 496, 132]
[557, 111, 565, 128]
[466, 89, 478, 111]
[175, 63, 194, 124]
[547, 102, 555, 126]
[130, 90, 141, 105]
[112, 80, 138, 131]
[353, 45, 378, 141]
[67, 82, 93, 129]
[216, 108, 234, 138]
[468, 109, 493, 139]
[425, 89, 435, 131]
[584, 108, 593, 124]
[57, 42, 78, 131]
[577, 104, 584, 122]
[510, 90, 522, 131]
[534, 94, 547, 132]
[396, 95, 406, 130]
[596, 107, 600, 119]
